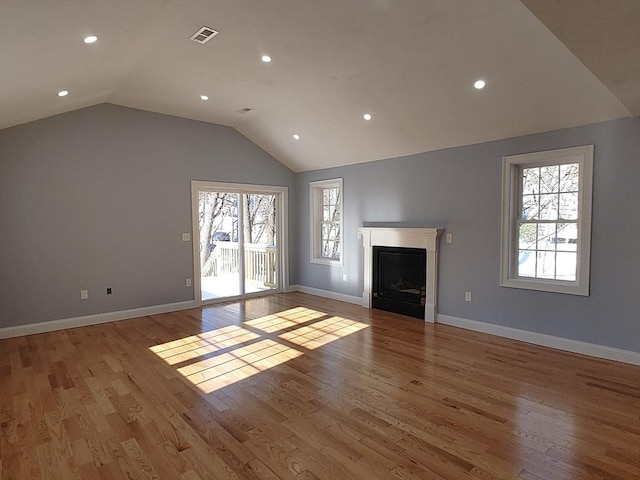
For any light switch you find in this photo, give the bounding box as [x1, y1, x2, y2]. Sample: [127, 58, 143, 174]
[182, 233, 191, 242]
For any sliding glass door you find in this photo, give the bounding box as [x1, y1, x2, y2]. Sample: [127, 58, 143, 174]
[197, 191, 241, 300]
[243, 193, 278, 295]
[192, 182, 287, 303]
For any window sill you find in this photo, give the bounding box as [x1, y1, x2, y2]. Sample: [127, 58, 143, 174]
[500, 277, 589, 296]
[310, 257, 343, 267]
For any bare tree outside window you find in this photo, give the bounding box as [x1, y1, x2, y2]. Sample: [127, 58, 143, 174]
[199, 192, 277, 276]
[321, 187, 341, 259]
[244, 194, 277, 245]
[518, 163, 579, 281]
[198, 192, 235, 275]
[310, 178, 343, 265]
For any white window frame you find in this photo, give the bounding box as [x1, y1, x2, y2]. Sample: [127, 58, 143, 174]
[500, 145, 594, 296]
[310, 178, 343, 266]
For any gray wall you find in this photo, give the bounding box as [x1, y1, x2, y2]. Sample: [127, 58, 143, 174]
[2, 104, 638, 353]
[294, 117, 640, 352]
[0, 104, 295, 328]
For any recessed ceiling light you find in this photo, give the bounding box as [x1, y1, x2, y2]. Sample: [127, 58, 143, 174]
[261, 55, 272, 63]
[200, 95, 209, 101]
[363, 113, 372, 121]
[474, 79, 486, 90]
[293, 134, 300, 140]
[57, 90, 69, 97]
[83, 35, 98, 44]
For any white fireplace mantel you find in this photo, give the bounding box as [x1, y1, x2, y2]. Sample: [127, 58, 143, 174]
[358, 227, 443, 323]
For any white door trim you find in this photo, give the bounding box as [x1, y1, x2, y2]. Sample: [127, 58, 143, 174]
[190, 180, 289, 306]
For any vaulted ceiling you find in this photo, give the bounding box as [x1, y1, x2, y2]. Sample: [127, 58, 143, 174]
[1, 0, 638, 172]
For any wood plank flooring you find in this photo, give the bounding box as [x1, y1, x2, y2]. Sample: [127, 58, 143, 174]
[1, 292, 639, 479]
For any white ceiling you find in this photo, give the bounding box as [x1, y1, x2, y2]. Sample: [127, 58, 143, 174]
[1, 0, 637, 172]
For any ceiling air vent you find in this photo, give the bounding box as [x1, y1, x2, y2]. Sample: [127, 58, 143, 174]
[236, 107, 254, 114]
[190, 26, 219, 44]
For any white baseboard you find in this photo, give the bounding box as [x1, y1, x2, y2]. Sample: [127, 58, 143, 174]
[285, 287, 639, 365]
[288, 284, 363, 306]
[5, 295, 635, 367]
[437, 314, 640, 366]
[0, 300, 198, 340]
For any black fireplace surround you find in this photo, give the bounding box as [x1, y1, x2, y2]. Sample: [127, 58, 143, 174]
[372, 246, 426, 319]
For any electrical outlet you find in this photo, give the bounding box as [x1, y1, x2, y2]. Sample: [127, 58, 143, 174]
[465, 291, 472, 302]
[186, 278, 192, 287]
[343, 273, 347, 281]
[80, 289, 88, 300]
[106, 287, 112, 295]
[446, 233, 453, 244]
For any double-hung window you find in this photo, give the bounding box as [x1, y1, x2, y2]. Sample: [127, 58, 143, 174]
[500, 145, 593, 295]
[310, 178, 343, 265]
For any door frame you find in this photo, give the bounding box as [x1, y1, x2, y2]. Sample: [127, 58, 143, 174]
[191, 180, 289, 306]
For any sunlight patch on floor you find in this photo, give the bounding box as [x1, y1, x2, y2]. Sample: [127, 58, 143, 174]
[178, 339, 302, 393]
[279, 316, 369, 350]
[149, 325, 259, 365]
[244, 306, 326, 333]
[149, 306, 369, 393]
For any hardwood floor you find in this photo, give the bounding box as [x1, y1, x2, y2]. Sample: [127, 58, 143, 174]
[1, 292, 638, 480]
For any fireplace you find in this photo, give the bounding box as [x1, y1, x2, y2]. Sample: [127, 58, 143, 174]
[373, 246, 426, 319]
[358, 227, 443, 322]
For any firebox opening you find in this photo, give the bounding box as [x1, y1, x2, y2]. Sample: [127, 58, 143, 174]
[372, 246, 426, 319]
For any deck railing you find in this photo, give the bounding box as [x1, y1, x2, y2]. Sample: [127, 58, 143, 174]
[205, 242, 277, 287]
